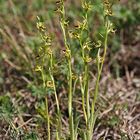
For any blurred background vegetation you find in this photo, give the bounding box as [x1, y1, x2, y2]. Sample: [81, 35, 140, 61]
[0, 0, 140, 139]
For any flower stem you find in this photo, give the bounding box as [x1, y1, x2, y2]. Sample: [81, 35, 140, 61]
[49, 53, 62, 139]
[60, 15, 75, 140]
[89, 23, 109, 140]
[45, 97, 51, 140]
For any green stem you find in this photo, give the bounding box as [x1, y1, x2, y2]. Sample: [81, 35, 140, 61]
[79, 10, 90, 125]
[45, 97, 51, 140]
[79, 28, 88, 125]
[91, 26, 108, 115]
[68, 56, 75, 140]
[79, 77, 87, 124]
[50, 54, 60, 115]
[89, 24, 108, 140]
[40, 68, 51, 140]
[68, 56, 72, 116]
[49, 54, 62, 139]
[60, 18, 75, 140]
[84, 63, 90, 119]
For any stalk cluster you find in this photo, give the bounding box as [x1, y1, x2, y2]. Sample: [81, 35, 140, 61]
[35, 0, 115, 139]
